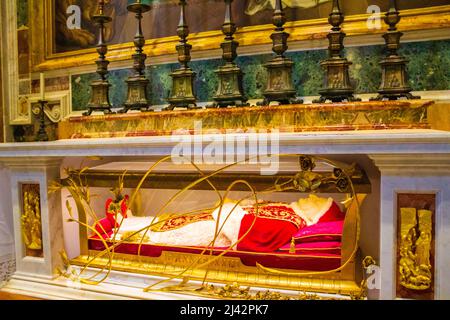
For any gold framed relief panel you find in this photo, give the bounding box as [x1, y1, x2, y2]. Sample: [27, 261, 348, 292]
[13, 90, 71, 126]
[31, 0, 450, 72]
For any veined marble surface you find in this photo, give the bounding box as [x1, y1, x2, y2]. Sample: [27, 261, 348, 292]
[1, 266, 349, 300]
[0, 259, 15, 287]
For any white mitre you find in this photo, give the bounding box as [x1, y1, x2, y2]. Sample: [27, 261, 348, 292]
[290, 194, 334, 226]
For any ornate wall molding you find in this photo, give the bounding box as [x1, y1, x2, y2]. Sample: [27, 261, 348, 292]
[370, 154, 450, 175]
[1, 1, 21, 129]
[0, 221, 14, 260]
[8, 91, 71, 126]
[29, 91, 71, 123]
[0, 258, 16, 286]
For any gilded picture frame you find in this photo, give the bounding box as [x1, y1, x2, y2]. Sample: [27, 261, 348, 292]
[30, 0, 450, 72]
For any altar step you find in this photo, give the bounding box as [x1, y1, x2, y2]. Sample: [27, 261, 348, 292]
[0, 291, 42, 300]
[0, 268, 354, 300]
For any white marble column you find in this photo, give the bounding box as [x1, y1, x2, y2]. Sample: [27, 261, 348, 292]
[0, 157, 64, 280]
[370, 154, 450, 300]
[0, 166, 15, 285]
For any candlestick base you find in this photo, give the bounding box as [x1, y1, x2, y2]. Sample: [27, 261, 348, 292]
[120, 76, 153, 113]
[370, 55, 420, 101]
[259, 56, 303, 106]
[208, 63, 248, 108]
[165, 68, 199, 110]
[371, 2, 420, 102]
[314, 58, 361, 103]
[83, 80, 114, 116]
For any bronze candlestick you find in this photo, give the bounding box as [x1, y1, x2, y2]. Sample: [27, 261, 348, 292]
[120, 1, 152, 113]
[259, 0, 302, 106]
[36, 100, 49, 142]
[371, 0, 420, 101]
[314, 0, 360, 103]
[208, 0, 248, 108]
[166, 0, 198, 110]
[83, 0, 114, 116]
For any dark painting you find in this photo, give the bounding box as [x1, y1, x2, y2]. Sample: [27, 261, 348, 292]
[54, 0, 450, 53]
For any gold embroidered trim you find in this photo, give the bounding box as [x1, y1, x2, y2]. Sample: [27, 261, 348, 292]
[244, 204, 306, 229]
[294, 233, 342, 241]
[151, 212, 214, 232]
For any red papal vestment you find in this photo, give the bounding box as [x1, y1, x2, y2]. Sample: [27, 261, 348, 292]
[102, 196, 344, 252]
[212, 199, 344, 252]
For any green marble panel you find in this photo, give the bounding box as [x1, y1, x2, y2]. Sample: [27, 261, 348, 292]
[287, 50, 328, 96]
[345, 46, 383, 93]
[191, 58, 222, 102]
[401, 40, 450, 91]
[71, 73, 97, 112]
[71, 69, 132, 111]
[108, 69, 132, 107]
[146, 63, 174, 105]
[72, 39, 450, 110]
[238, 55, 270, 100]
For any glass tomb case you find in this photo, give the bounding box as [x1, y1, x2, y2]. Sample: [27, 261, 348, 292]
[54, 154, 373, 299]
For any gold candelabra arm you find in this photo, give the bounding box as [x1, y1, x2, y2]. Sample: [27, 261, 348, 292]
[83, 0, 114, 116]
[120, 1, 153, 113]
[165, 0, 198, 110]
[177, 0, 192, 69]
[208, 0, 248, 108]
[313, 0, 360, 103]
[221, 0, 239, 64]
[370, 0, 420, 101]
[328, 0, 345, 59]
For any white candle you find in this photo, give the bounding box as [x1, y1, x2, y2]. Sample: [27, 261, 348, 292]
[40, 73, 45, 100]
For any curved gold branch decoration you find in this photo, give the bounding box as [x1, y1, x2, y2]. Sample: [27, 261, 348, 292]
[350, 256, 378, 300]
[52, 153, 367, 298]
[255, 155, 361, 277]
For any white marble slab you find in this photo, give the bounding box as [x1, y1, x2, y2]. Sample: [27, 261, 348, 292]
[0, 130, 448, 158]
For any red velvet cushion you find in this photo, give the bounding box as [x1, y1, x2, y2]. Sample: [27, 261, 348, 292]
[237, 214, 298, 253]
[279, 241, 342, 255]
[318, 201, 346, 224]
[94, 218, 113, 235]
[293, 220, 344, 243]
